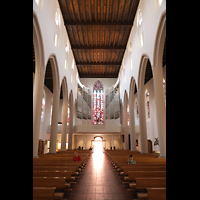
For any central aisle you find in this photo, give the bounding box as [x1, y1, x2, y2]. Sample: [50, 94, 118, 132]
[64, 150, 135, 200]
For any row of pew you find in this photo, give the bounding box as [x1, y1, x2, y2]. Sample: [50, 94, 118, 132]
[105, 150, 166, 200]
[33, 150, 91, 200]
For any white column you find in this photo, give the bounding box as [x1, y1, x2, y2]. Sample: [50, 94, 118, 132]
[83, 134, 85, 149]
[112, 134, 114, 149]
[49, 89, 60, 153]
[123, 103, 129, 150]
[138, 86, 148, 153]
[68, 101, 73, 150]
[129, 100, 137, 151]
[61, 99, 68, 151]
[33, 69, 45, 158]
[153, 69, 166, 157]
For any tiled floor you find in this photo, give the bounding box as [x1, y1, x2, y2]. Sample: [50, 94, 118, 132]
[64, 150, 135, 200]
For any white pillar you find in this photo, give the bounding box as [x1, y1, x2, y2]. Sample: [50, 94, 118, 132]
[153, 69, 166, 157]
[83, 134, 85, 149]
[49, 89, 60, 153]
[123, 103, 129, 150]
[68, 101, 73, 150]
[33, 69, 45, 157]
[112, 134, 114, 149]
[138, 85, 148, 153]
[61, 99, 68, 151]
[129, 100, 137, 151]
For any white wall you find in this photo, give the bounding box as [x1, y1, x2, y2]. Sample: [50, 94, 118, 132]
[33, 0, 78, 103]
[73, 134, 123, 150]
[119, 0, 166, 102]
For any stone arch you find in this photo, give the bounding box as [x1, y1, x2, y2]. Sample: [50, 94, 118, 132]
[47, 54, 60, 153]
[137, 54, 152, 153]
[33, 11, 45, 157]
[152, 10, 166, 157]
[33, 11, 45, 76]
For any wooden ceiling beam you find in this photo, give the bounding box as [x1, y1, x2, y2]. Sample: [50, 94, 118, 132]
[88, 0, 92, 22]
[76, 62, 121, 66]
[65, 22, 132, 26]
[72, 46, 126, 50]
[79, 74, 118, 78]
[122, 0, 128, 22]
[70, 0, 76, 21]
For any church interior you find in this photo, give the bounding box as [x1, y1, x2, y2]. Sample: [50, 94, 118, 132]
[33, 0, 166, 199]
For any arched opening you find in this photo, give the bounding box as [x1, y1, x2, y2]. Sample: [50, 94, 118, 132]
[137, 55, 152, 153]
[153, 11, 166, 157]
[144, 60, 153, 121]
[44, 55, 60, 154]
[92, 136, 104, 169]
[129, 77, 138, 151]
[93, 136, 103, 152]
[33, 12, 45, 157]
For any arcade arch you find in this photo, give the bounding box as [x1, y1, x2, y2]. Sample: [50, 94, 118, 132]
[129, 77, 137, 151]
[45, 55, 60, 154]
[33, 13, 45, 157]
[153, 11, 166, 157]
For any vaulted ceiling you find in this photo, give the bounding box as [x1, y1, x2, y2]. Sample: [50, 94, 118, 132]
[58, 0, 140, 78]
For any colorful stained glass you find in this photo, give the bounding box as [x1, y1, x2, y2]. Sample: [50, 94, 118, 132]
[146, 91, 150, 119]
[93, 81, 104, 124]
[127, 105, 129, 126]
[67, 106, 70, 125]
[41, 91, 45, 120]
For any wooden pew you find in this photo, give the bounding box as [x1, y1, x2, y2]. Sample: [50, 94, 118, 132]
[33, 166, 80, 176]
[135, 187, 166, 200]
[124, 171, 166, 182]
[33, 177, 66, 190]
[33, 163, 81, 171]
[111, 157, 165, 170]
[105, 150, 166, 200]
[130, 177, 166, 189]
[33, 170, 75, 183]
[33, 151, 91, 199]
[120, 165, 166, 178]
[33, 187, 65, 200]
[33, 187, 56, 200]
[146, 187, 166, 200]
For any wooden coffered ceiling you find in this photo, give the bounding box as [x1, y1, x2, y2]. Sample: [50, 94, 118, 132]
[58, 0, 140, 78]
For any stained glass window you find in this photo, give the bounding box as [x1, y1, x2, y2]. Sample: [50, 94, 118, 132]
[93, 80, 104, 124]
[41, 90, 45, 120]
[163, 78, 166, 105]
[127, 105, 129, 126]
[67, 105, 70, 126]
[146, 90, 150, 119]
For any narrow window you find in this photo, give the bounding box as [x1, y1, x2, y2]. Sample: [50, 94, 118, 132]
[93, 80, 104, 124]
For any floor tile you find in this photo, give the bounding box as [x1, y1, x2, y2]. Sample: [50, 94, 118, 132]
[63, 151, 135, 200]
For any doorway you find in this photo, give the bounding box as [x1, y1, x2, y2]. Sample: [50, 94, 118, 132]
[91, 136, 105, 152]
